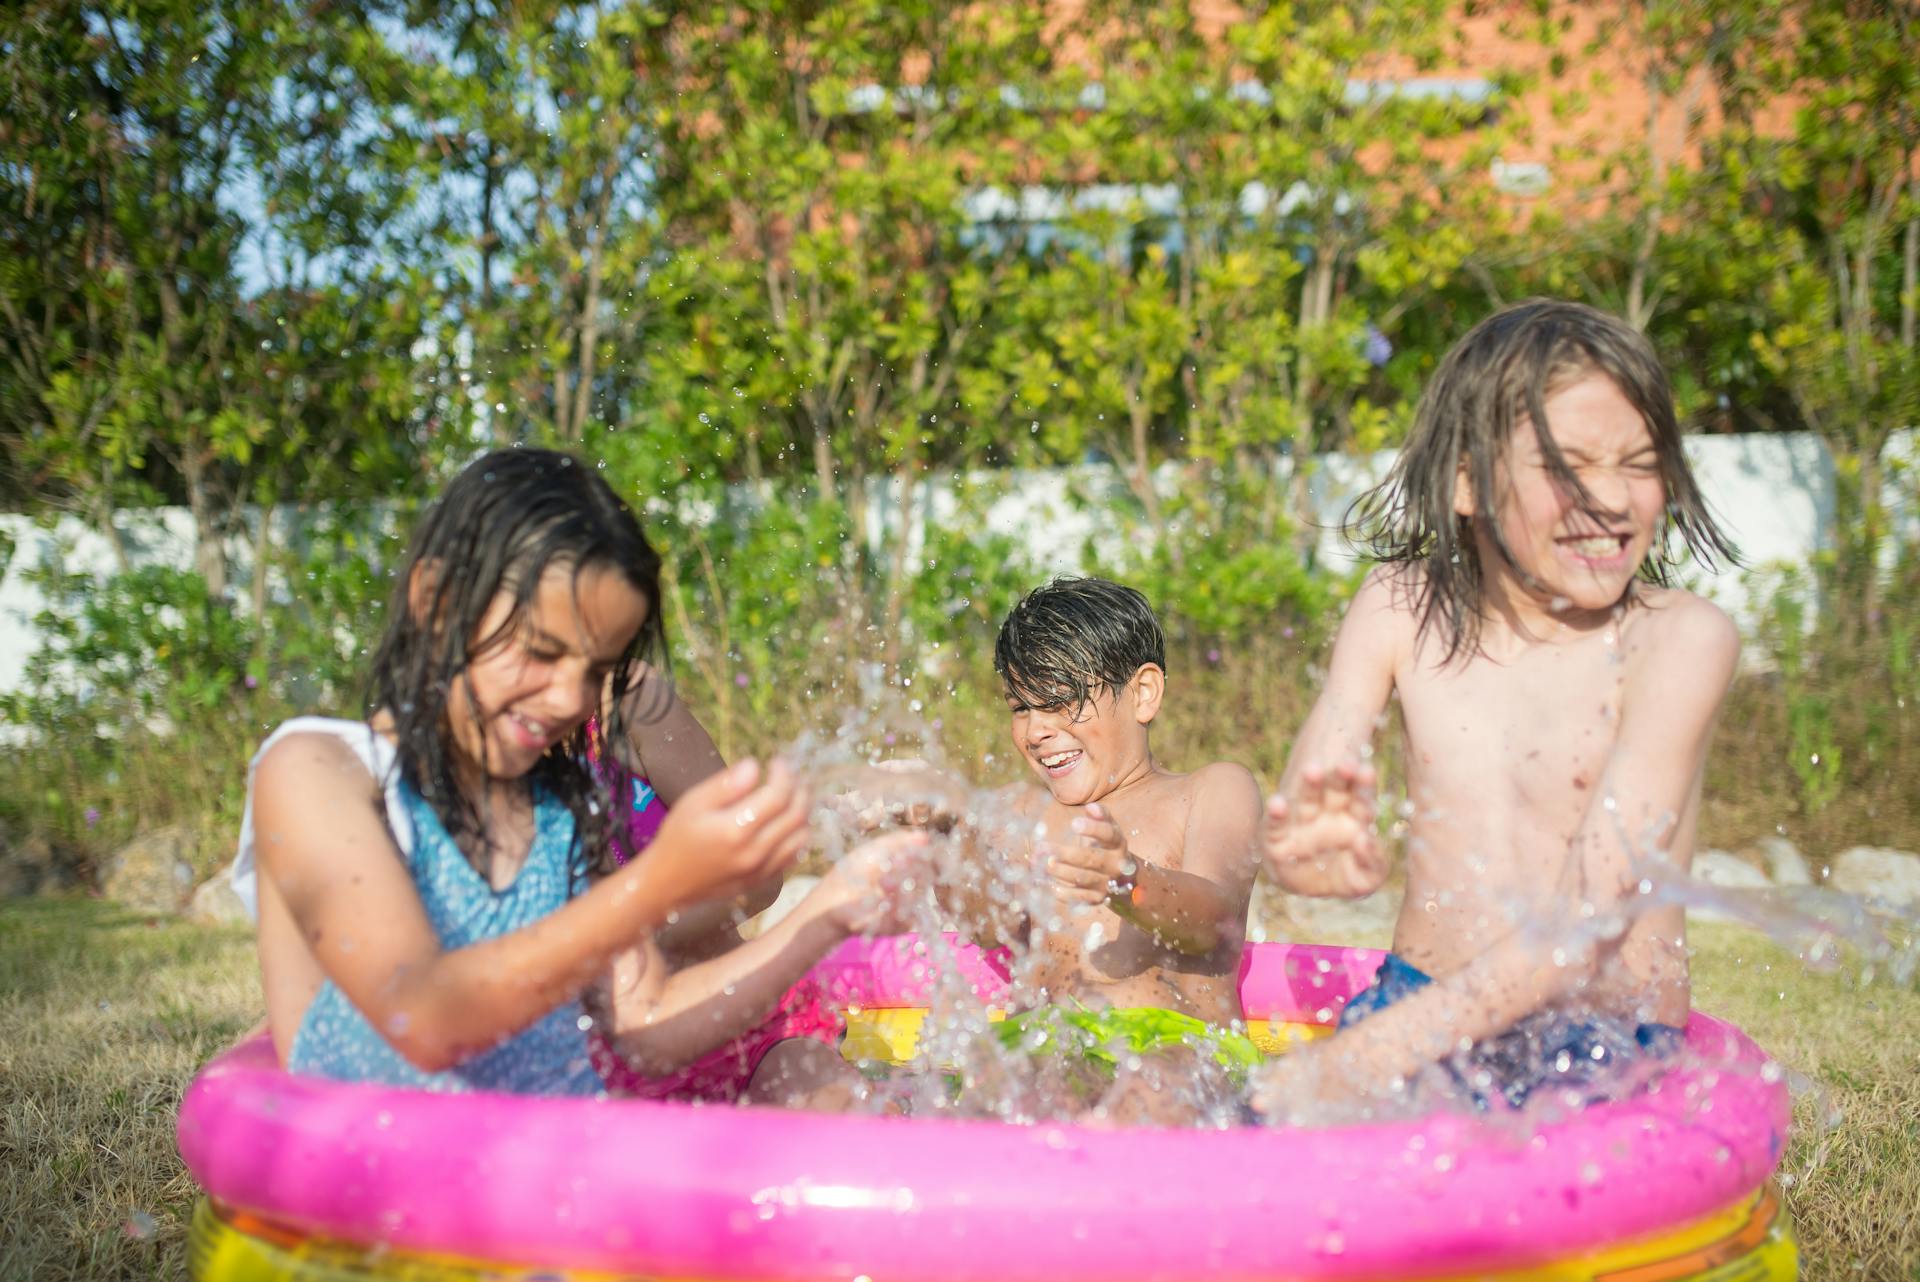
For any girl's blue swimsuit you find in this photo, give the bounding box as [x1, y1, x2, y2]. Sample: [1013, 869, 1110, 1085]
[287, 780, 604, 1095]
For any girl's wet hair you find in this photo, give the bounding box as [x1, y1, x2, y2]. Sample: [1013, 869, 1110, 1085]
[367, 448, 665, 878]
[1343, 298, 1737, 661]
[994, 576, 1166, 713]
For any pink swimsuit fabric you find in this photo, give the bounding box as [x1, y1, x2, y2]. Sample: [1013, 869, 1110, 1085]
[587, 742, 843, 1102]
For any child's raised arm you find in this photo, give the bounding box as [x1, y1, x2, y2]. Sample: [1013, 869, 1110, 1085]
[1264, 597, 1738, 1112]
[254, 735, 810, 1074]
[1048, 764, 1260, 954]
[1263, 569, 1406, 898]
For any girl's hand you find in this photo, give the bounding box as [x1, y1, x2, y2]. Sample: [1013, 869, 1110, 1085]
[645, 759, 813, 909]
[1262, 761, 1386, 899]
[1044, 803, 1138, 906]
[814, 830, 933, 936]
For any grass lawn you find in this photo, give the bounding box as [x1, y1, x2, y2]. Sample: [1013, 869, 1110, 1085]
[1, 898, 1915, 1281]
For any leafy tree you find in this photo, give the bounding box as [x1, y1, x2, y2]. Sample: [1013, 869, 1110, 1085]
[0, 1, 435, 595]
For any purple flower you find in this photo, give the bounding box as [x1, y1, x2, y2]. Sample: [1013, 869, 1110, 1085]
[1206, 648, 1222, 664]
[84, 807, 100, 828]
[734, 673, 750, 688]
[1363, 323, 1392, 368]
[243, 673, 258, 689]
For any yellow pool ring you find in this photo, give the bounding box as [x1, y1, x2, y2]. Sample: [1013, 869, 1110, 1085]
[189, 1188, 1796, 1282]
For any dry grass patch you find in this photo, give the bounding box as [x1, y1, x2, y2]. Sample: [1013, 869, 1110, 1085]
[1690, 922, 1920, 1281]
[0, 898, 258, 1281]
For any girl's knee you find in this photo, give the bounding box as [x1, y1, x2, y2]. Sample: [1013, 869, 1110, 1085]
[745, 1038, 861, 1109]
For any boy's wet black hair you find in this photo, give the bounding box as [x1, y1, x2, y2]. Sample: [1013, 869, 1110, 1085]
[994, 576, 1166, 712]
[366, 447, 665, 879]
[1342, 298, 1738, 662]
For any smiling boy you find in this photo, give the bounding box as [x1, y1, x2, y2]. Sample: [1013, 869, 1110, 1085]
[974, 577, 1263, 1119]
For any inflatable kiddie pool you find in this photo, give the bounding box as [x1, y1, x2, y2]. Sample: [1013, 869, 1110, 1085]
[179, 938, 1797, 1281]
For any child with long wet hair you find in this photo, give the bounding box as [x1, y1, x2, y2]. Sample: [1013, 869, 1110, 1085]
[231, 448, 877, 1093]
[1256, 300, 1742, 1119]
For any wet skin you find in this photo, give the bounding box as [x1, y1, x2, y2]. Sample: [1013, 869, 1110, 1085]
[997, 666, 1262, 1026]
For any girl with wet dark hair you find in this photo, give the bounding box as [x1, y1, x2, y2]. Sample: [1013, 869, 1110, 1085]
[230, 448, 825, 1093]
[1254, 301, 1745, 1121]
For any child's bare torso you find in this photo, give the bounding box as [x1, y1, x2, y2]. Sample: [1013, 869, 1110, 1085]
[1016, 770, 1245, 1025]
[1390, 589, 1694, 1025]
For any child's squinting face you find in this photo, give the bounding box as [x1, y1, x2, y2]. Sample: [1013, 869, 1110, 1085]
[450, 562, 647, 780]
[1007, 676, 1153, 806]
[1471, 372, 1667, 621]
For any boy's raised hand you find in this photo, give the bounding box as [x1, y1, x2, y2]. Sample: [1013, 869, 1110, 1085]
[1263, 761, 1387, 899]
[1045, 803, 1139, 906]
[823, 759, 967, 837]
[815, 830, 934, 936]
[645, 758, 813, 910]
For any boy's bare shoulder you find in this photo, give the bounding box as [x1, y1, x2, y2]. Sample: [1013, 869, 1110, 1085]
[1622, 588, 1740, 712]
[1631, 586, 1740, 662]
[1186, 760, 1260, 807]
[1349, 565, 1424, 638]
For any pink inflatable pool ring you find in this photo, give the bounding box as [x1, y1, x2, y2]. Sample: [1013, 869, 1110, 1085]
[178, 938, 1796, 1281]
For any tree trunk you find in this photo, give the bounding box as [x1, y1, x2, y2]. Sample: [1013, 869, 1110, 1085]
[1288, 245, 1338, 557]
[182, 446, 227, 598]
[882, 459, 918, 676]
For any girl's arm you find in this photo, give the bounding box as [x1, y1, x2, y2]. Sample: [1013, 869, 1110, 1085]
[1262, 568, 1406, 898]
[1264, 597, 1739, 1106]
[614, 670, 784, 945]
[254, 735, 810, 1073]
[594, 832, 929, 1074]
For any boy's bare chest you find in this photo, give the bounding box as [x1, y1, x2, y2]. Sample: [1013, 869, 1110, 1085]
[1396, 642, 1627, 807]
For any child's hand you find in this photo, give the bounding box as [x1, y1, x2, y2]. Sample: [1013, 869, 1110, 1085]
[814, 830, 934, 936]
[645, 759, 813, 909]
[1263, 761, 1387, 899]
[824, 759, 965, 836]
[1248, 1041, 1371, 1127]
[1045, 803, 1138, 907]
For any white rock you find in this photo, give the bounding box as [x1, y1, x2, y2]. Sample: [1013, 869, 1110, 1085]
[186, 874, 250, 926]
[102, 826, 197, 914]
[1686, 850, 1774, 926]
[1748, 836, 1812, 888]
[1693, 849, 1773, 889]
[1828, 847, 1920, 908]
[738, 874, 821, 939]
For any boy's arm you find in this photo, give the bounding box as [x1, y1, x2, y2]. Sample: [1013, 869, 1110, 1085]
[1263, 569, 1404, 898]
[1273, 599, 1739, 1096]
[1050, 765, 1261, 954]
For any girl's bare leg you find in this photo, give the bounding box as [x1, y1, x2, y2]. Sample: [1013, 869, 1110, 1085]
[744, 1038, 867, 1111]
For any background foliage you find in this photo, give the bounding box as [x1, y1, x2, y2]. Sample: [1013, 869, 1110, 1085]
[2, 0, 1917, 876]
